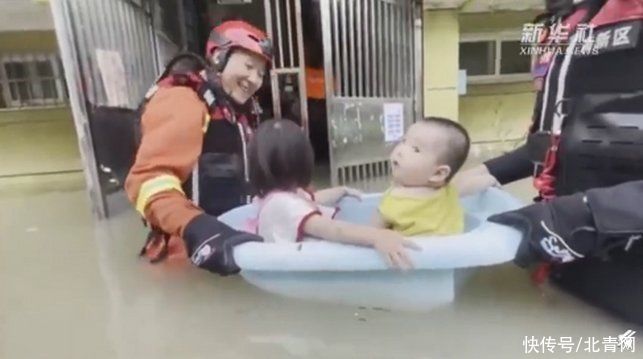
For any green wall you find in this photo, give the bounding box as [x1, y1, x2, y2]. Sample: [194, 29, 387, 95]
[423, 10, 460, 120]
[456, 11, 539, 152]
[459, 11, 540, 34]
[0, 107, 81, 177]
[1, 30, 81, 177]
[460, 82, 535, 142]
[0, 31, 59, 53]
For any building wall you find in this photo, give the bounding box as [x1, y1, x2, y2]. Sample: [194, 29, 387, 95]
[3, 8, 539, 178]
[458, 10, 539, 146]
[0, 30, 80, 177]
[459, 82, 534, 160]
[423, 10, 459, 120]
[459, 10, 539, 34]
[0, 0, 54, 32]
[422, 10, 539, 127]
[0, 107, 81, 177]
[0, 31, 59, 53]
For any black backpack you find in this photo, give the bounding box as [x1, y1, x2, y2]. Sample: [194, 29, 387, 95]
[90, 53, 216, 193]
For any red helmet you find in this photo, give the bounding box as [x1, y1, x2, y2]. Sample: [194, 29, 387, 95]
[206, 20, 273, 69]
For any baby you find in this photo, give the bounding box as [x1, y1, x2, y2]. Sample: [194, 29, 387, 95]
[373, 117, 471, 236]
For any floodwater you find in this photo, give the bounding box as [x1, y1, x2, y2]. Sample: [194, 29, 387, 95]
[1, 170, 641, 359]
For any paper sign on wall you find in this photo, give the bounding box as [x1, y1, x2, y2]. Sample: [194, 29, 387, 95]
[95, 49, 129, 108]
[383, 102, 404, 142]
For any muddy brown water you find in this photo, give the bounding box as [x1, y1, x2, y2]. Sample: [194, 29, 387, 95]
[1, 171, 640, 358]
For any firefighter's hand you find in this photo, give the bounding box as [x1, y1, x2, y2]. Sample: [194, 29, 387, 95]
[183, 214, 262, 275]
[488, 193, 597, 268]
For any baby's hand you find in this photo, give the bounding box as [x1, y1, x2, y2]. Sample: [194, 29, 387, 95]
[373, 230, 421, 271]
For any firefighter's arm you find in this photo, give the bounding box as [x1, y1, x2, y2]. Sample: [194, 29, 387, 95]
[488, 181, 643, 268]
[125, 87, 208, 237]
[452, 170, 500, 197]
[483, 144, 533, 185]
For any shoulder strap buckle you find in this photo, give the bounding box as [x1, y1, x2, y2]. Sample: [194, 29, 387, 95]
[144, 84, 159, 101]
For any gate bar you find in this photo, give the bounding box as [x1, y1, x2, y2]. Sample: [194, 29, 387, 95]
[263, 0, 282, 120]
[356, 0, 362, 97]
[349, 0, 356, 97]
[285, 0, 295, 67]
[51, 0, 107, 219]
[332, 0, 340, 97]
[274, 0, 284, 67]
[341, 0, 349, 97]
[294, 0, 309, 135]
[364, 0, 373, 97]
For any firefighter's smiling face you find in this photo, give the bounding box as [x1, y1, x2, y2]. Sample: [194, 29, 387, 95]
[218, 48, 267, 105]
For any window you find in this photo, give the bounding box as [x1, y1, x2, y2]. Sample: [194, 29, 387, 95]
[460, 41, 496, 76]
[500, 41, 530, 74]
[0, 54, 68, 109]
[459, 35, 531, 83]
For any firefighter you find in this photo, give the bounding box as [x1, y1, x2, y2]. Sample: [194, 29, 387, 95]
[460, 0, 643, 323]
[125, 20, 273, 275]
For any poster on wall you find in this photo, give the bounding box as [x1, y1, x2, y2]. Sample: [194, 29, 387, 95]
[95, 49, 129, 108]
[383, 102, 404, 143]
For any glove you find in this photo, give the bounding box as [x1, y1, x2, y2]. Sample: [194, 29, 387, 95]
[488, 193, 598, 268]
[183, 213, 262, 275]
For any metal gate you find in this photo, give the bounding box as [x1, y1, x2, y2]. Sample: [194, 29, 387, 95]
[319, 0, 423, 189]
[263, 0, 309, 133]
[50, 0, 182, 218]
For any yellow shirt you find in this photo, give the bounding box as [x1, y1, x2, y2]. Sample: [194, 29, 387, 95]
[378, 185, 464, 236]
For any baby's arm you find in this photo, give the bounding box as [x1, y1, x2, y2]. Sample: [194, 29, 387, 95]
[303, 215, 419, 270]
[314, 186, 362, 205]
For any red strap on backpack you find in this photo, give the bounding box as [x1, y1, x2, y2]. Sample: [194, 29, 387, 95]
[533, 135, 560, 201]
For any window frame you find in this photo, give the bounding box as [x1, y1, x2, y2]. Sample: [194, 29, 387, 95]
[0, 53, 67, 109]
[460, 32, 532, 85]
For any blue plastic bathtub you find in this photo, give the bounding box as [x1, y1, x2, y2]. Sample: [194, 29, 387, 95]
[219, 188, 524, 310]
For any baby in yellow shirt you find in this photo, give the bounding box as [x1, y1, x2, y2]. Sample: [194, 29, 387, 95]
[373, 117, 471, 236]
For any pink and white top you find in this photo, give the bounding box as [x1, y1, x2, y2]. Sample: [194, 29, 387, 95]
[251, 189, 338, 243]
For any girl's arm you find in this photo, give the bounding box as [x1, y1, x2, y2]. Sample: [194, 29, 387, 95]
[371, 210, 390, 229]
[303, 215, 419, 270]
[314, 186, 362, 205]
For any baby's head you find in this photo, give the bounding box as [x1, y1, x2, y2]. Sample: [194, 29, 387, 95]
[248, 119, 314, 197]
[390, 117, 470, 188]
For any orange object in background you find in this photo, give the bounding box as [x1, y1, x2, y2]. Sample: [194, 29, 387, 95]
[305, 67, 326, 100]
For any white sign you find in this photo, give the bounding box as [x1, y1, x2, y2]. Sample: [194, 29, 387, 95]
[458, 69, 467, 95]
[95, 49, 129, 108]
[383, 102, 404, 142]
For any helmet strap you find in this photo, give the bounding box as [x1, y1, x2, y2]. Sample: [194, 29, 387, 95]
[213, 48, 232, 73]
[204, 68, 254, 120]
